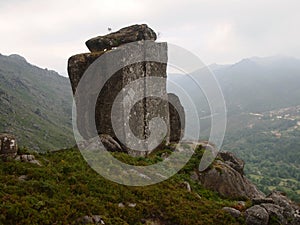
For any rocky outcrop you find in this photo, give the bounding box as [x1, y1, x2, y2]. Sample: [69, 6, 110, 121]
[0, 134, 42, 165]
[15, 154, 41, 166]
[192, 150, 300, 224]
[244, 191, 300, 225]
[0, 133, 17, 159]
[68, 24, 185, 156]
[245, 205, 269, 225]
[260, 203, 286, 225]
[86, 24, 157, 52]
[222, 192, 297, 225]
[194, 151, 264, 199]
[266, 191, 300, 224]
[218, 151, 244, 175]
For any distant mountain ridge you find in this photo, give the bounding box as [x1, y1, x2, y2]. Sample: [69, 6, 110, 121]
[169, 55, 300, 115]
[0, 53, 75, 151]
[212, 56, 300, 113]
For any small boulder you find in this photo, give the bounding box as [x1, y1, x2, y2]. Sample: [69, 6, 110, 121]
[15, 154, 41, 166]
[245, 205, 269, 225]
[128, 203, 136, 208]
[222, 207, 241, 218]
[183, 181, 191, 192]
[86, 24, 157, 52]
[118, 202, 125, 208]
[237, 201, 246, 208]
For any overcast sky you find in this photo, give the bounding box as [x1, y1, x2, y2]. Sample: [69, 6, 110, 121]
[1, 0, 300, 76]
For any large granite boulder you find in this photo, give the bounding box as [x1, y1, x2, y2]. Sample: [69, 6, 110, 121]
[0, 133, 17, 159]
[86, 24, 157, 52]
[245, 205, 269, 225]
[68, 24, 185, 156]
[193, 151, 264, 199]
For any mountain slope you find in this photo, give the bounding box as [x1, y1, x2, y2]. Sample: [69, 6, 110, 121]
[0, 53, 75, 151]
[213, 56, 300, 113]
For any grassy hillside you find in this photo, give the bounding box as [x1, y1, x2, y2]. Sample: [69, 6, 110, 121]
[0, 146, 245, 225]
[0, 54, 75, 151]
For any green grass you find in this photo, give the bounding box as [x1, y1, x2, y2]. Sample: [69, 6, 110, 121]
[0, 147, 245, 225]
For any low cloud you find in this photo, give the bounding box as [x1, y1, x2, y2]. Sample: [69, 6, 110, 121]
[0, 0, 299, 75]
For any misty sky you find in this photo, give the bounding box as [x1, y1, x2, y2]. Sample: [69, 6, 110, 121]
[0, 0, 300, 76]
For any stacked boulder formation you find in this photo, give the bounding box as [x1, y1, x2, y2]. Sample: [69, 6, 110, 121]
[68, 24, 185, 155]
[0, 133, 17, 160]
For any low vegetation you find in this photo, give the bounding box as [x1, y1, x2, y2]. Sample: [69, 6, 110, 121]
[0, 146, 246, 224]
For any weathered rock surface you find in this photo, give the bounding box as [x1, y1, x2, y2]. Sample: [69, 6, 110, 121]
[252, 198, 274, 205]
[15, 154, 41, 166]
[68, 24, 185, 156]
[222, 207, 241, 218]
[260, 203, 286, 225]
[245, 205, 269, 225]
[100, 134, 124, 153]
[68, 52, 105, 94]
[195, 157, 264, 199]
[86, 24, 157, 52]
[240, 191, 300, 225]
[218, 151, 244, 175]
[168, 93, 185, 142]
[0, 133, 17, 159]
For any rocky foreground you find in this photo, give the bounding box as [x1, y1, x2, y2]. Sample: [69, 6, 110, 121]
[198, 149, 300, 225]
